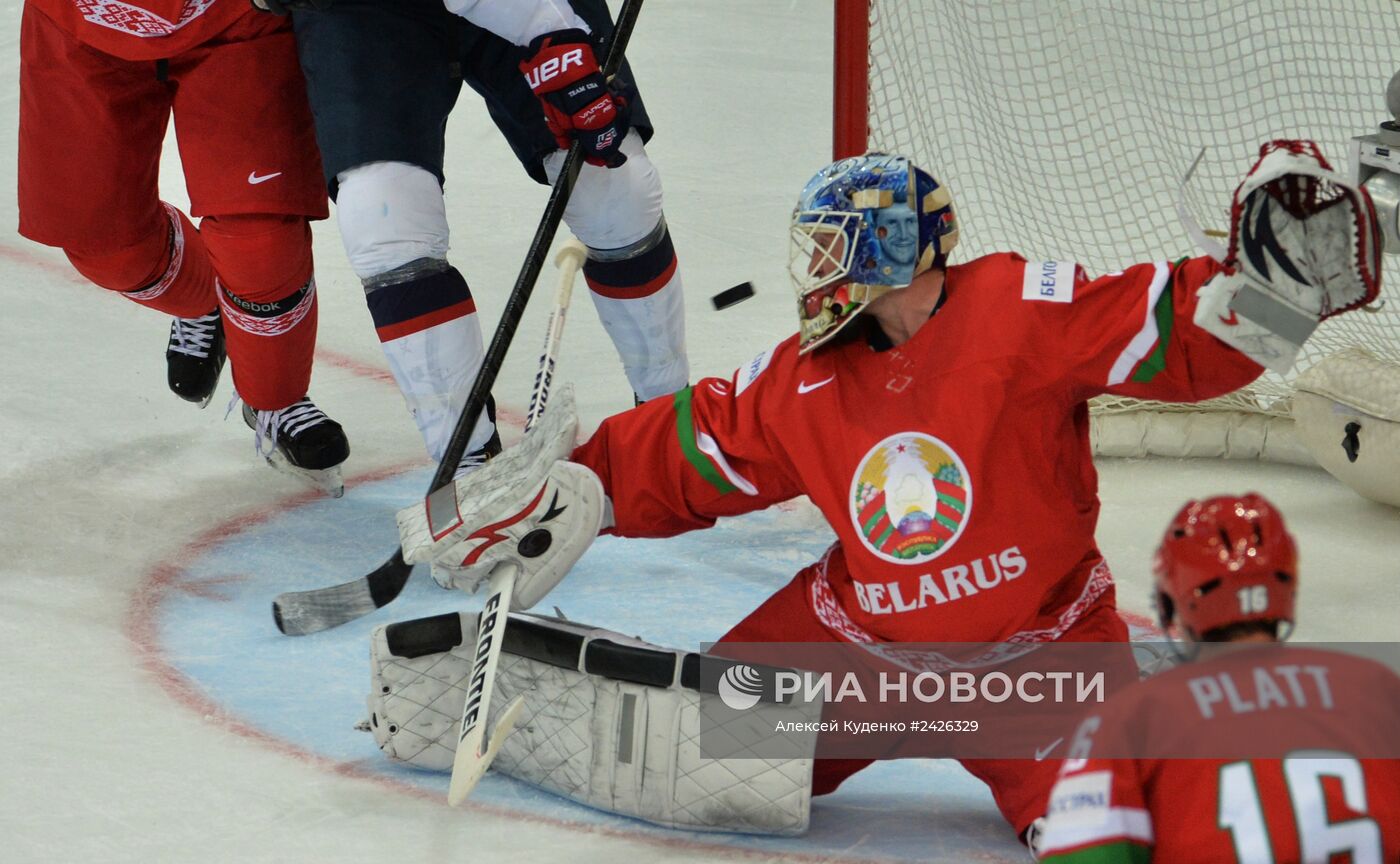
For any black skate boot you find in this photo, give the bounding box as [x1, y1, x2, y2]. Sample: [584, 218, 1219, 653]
[454, 429, 502, 478]
[242, 396, 350, 498]
[452, 396, 502, 480]
[166, 310, 226, 408]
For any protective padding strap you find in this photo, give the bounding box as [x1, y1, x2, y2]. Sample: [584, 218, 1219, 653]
[366, 611, 817, 835]
[1228, 281, 1319, 346]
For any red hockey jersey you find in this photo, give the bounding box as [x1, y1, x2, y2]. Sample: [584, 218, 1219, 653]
[27, 0, 248, 60]
[1040, 646, 1400, 863]
[572, 253, 1262, 643]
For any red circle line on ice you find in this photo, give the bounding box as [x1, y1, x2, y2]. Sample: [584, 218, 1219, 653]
[124, 462, 924, 864]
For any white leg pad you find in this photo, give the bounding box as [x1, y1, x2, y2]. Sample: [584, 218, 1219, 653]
[365, 611, 817, 835]
[545, 131, 663, 250]
[335, 162, 451, 280]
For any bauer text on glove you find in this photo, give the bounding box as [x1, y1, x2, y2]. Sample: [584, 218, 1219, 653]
[520, 29, 631, 168]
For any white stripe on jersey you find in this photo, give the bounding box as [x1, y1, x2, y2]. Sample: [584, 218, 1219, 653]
[1107, 262, 1172, 386]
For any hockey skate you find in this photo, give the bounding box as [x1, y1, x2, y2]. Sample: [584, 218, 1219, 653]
[166, 310, 226, 408]
[242, 396, 350, 498]
[452, 395, 502, 480]
[453, 429, 502, 480]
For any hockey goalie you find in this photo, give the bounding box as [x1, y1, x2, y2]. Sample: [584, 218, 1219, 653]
[377, 142, 1381, 842]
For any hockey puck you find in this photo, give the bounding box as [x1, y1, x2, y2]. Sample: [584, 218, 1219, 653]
[711, 281, 755, 310]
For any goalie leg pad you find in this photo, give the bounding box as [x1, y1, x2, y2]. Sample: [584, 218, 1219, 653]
[366, 611, 817, 835]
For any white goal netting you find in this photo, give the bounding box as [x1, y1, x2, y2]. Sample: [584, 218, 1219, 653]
[854, 0, 1400, 421]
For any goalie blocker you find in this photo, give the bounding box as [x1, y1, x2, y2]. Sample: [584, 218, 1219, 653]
[364, 611, 819, 835]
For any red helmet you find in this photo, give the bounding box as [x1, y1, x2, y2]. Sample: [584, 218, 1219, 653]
[1152, 493, 1298, 640]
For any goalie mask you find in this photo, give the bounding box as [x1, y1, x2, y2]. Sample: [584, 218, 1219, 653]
[1152, 493, 1298, 644]
[790, 153, 958, 352]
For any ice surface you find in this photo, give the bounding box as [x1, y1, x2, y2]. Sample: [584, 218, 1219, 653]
[1, 1, 1396, 862]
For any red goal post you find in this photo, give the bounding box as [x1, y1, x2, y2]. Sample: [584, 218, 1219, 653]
[832, 0, 1400, 466]
[832, 0, 869, 161]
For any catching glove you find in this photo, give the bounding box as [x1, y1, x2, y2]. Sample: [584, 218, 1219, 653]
[396, 387, 605, 611]
[1195, 140, 1382, 372]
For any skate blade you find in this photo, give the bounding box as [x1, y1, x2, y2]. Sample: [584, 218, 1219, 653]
[261, 451, 345, 498]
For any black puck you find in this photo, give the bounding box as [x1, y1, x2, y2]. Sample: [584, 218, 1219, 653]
[711, 281, 755, 310]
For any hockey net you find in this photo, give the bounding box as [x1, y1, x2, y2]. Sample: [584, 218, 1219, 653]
[834, 0, 1400, 462]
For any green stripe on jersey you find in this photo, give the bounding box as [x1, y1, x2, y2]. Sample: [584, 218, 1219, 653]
[1043, 839, 1151, 864]
[936, 491, 965, 513]
[672, 387, 738, 495]
[1130, 282, 1176, 383]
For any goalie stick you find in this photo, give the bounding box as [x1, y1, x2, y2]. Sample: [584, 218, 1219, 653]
[445, 240, 585, 804]
[441, 241, 586, 805]
[270, 239, 592, 636]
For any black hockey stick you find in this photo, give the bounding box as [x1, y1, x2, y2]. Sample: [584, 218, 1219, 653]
[271, 3, 645, 636]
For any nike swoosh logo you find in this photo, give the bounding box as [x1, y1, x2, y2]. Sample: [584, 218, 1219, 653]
[1034, 737, 1064, 762]
[1218, 310, 1239, 326]
[797, 375, 835, 395]
[247, 171, 283, 185]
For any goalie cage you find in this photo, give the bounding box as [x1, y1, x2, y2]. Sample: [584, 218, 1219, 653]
[833, 0, 1400, 470]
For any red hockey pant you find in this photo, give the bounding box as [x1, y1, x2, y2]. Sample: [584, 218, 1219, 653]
[17, 4, 328, 409]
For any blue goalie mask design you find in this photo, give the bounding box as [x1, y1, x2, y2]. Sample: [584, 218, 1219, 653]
[790, 153, 958, 352]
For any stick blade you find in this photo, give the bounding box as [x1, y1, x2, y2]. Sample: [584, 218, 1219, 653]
[271, 554, 413, 636]
[447, 694, 526, 806]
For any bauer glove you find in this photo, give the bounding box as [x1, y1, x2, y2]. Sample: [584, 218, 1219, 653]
[521, 29, 631, 168]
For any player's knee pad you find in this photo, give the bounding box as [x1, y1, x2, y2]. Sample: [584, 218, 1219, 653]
[335, 161, 450, 281]
[66, 203, 218, 318]
[200, 213, 313, 300]
[547, 130, 663, 251]
[64, 207, 172, 293]
[200, 215, 318, 409]
[365, 610, 817, 835]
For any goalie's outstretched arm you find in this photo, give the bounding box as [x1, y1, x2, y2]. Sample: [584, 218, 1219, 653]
[1035, 141, 1380, 406]
[1051, 254, 1267, 405]
[573, 373, 804, 539]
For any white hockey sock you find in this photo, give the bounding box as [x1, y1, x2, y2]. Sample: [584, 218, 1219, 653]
[365, 264, 495, 463]
[336, 161, 495, 461]
[547, 132, 690, 399]
[585, 236, 689, 400]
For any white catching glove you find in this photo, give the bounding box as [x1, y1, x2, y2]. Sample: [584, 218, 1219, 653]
[395, 386, 606, 610]
[1195, 140, 1382, 373]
